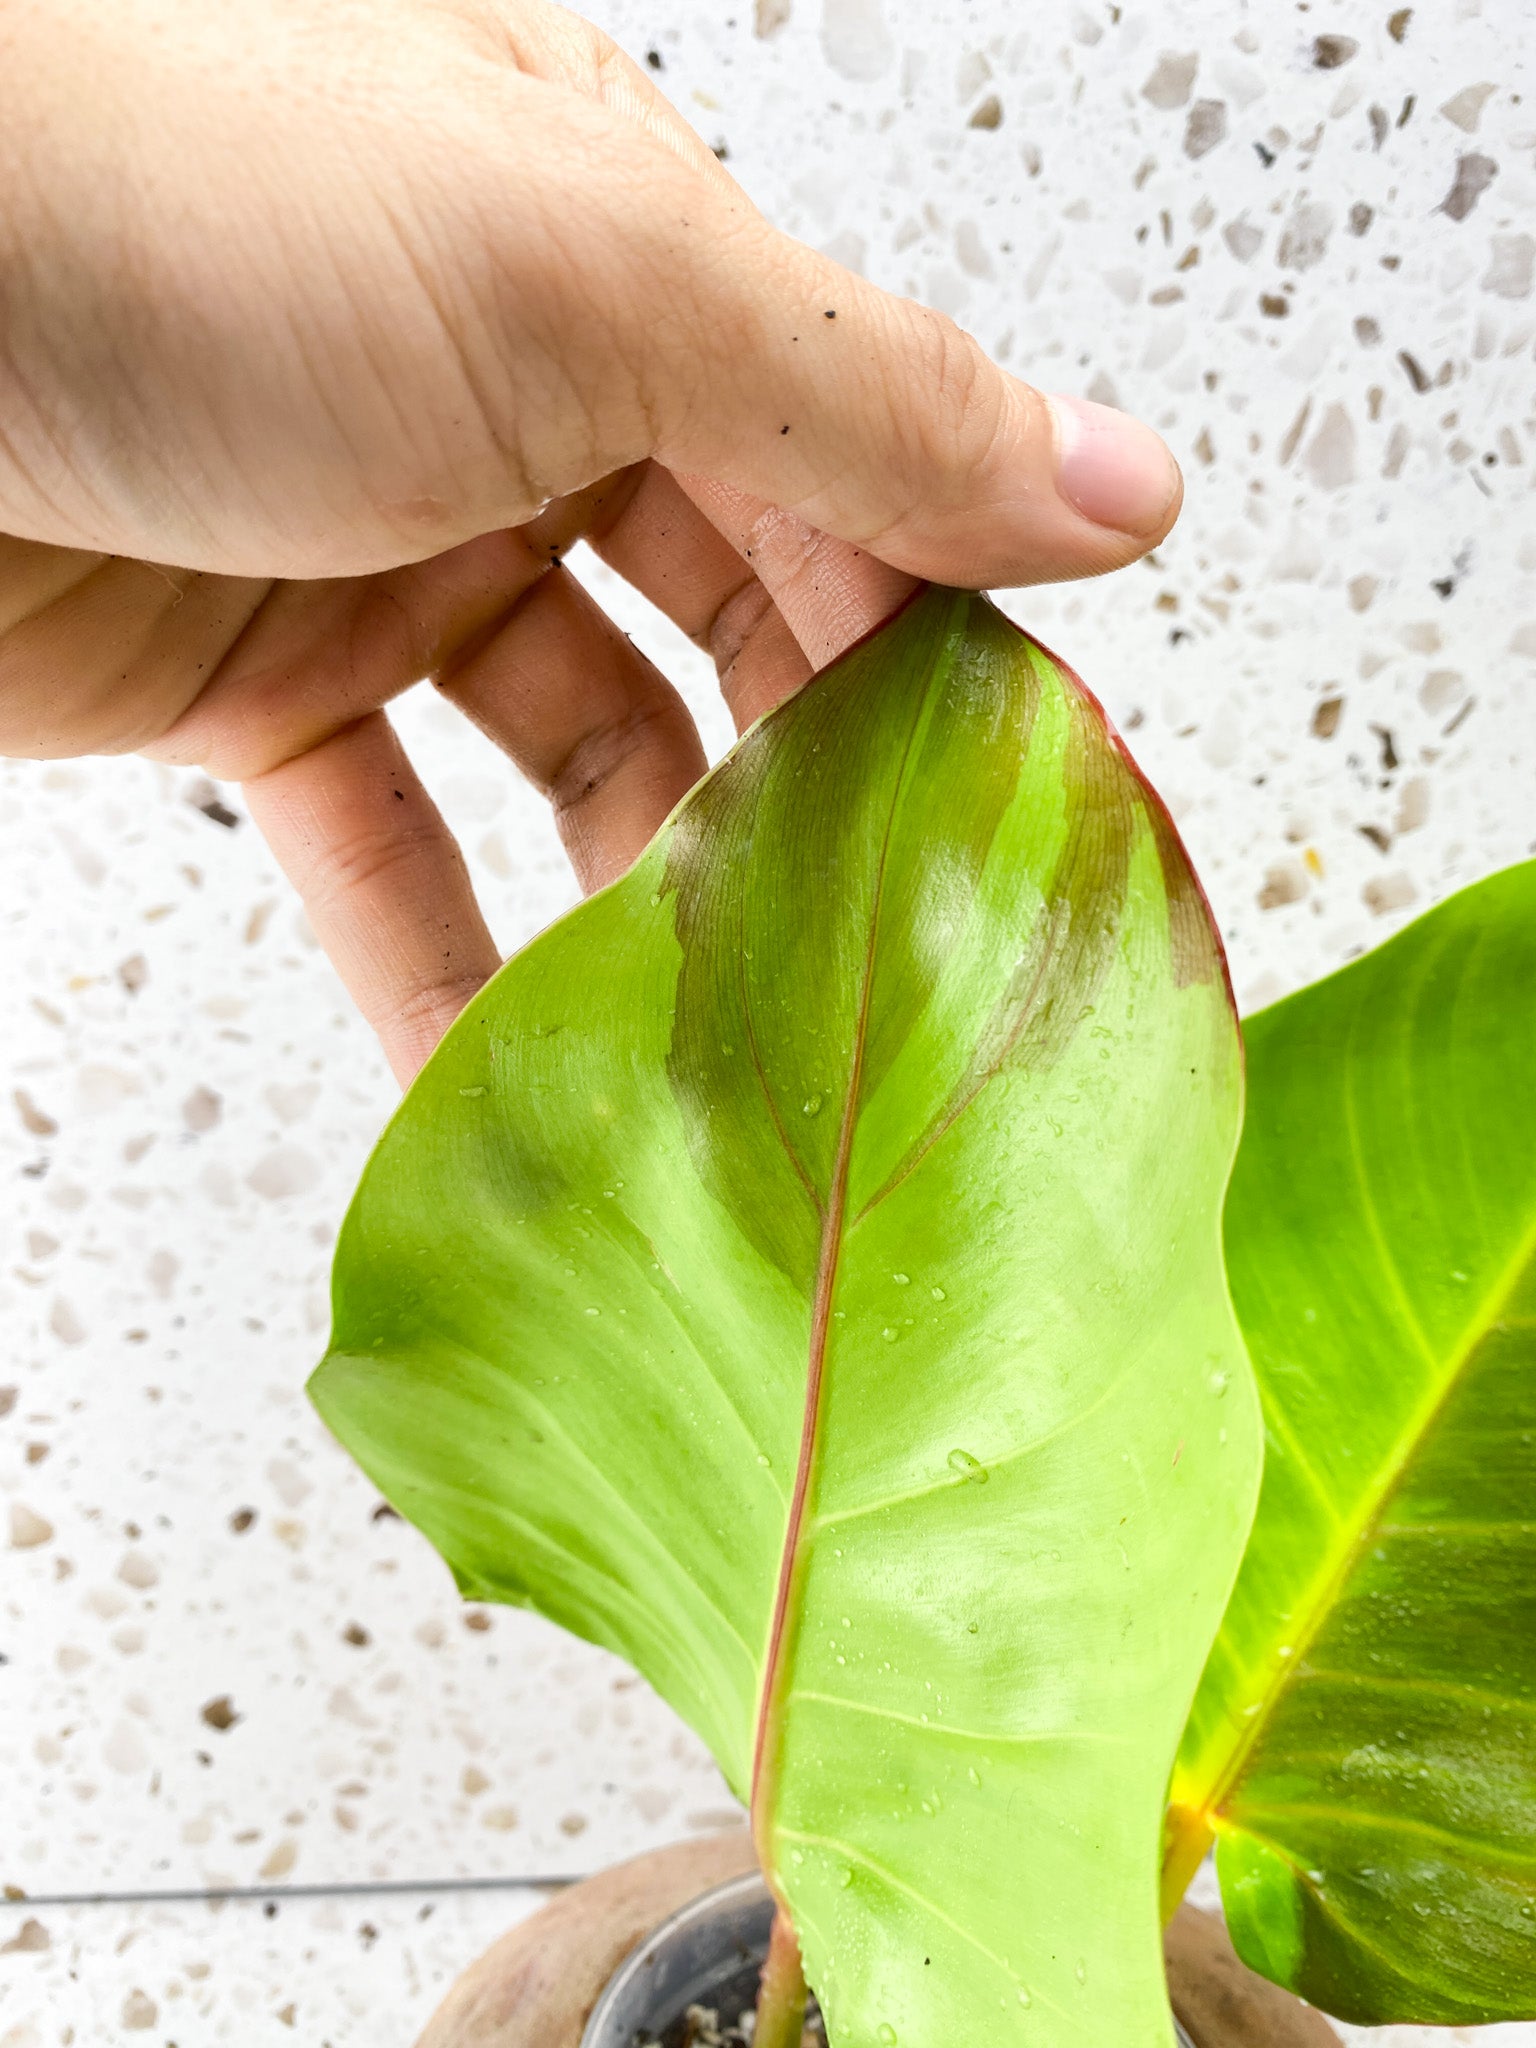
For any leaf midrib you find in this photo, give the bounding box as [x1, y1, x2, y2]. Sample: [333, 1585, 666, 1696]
[747, 622, 949, 1868]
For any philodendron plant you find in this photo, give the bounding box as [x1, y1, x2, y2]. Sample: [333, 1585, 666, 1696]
[1170, 852, 1536, 2025]
[311, 588, 1534, 2044]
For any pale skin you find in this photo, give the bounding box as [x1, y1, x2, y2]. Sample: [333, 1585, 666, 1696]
[0, 0, 1183, 1085]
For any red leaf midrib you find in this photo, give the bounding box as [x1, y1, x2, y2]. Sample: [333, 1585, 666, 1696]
[746, 660, 935, 1882]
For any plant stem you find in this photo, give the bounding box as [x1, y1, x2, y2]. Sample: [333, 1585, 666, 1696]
[755, 1907, 808, 2048]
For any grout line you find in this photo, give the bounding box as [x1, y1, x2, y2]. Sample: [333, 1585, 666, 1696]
[0, 1876, 586, 1909]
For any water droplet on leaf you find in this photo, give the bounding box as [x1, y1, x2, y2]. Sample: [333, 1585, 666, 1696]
[948, 1448, 987, 1483]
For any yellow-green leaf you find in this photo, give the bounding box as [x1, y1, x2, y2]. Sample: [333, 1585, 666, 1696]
[314, 589, 1260, 2045]
[1171, 860, 1536, 2023]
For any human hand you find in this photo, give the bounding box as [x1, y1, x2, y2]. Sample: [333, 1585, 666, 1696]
[0, 0, 1182, 1083]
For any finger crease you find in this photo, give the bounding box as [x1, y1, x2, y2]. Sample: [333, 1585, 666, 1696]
[705, 573, 778, 679]
[302, 820, 467, 911]
[390, 971, 495, 1035]
[543, 695, 690, 817]
[432, 566, 555, 693]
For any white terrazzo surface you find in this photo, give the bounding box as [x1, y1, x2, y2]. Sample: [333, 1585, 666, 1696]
[2, 0, 1533, 2040]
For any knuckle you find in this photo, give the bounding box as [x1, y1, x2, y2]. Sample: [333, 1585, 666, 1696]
[907, 310, 1003, 473]
[544, 693, 688, 817]
[391, 970, 489, 1037]
[704, 572, 775, 680]
[305, 817, 455, 908]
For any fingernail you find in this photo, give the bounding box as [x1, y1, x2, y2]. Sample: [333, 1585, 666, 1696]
[1047, 392, 1182, 535]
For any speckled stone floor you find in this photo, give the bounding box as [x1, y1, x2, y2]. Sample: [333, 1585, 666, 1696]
[3, 0, 1533, 2039]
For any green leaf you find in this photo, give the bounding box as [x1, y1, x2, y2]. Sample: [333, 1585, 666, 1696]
[1169, 860, 1536, 2024]
[313, 588, 1259, 2046]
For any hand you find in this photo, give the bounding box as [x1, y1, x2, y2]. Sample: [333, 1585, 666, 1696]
[0, 0, 1182, 1083]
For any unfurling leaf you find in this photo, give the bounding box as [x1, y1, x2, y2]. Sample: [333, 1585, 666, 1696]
[1170, 859, 1536, 2024]
[314, 588, 1260, 2045]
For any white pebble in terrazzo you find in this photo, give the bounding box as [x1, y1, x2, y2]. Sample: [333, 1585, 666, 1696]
[1, 0, 1532, 2041]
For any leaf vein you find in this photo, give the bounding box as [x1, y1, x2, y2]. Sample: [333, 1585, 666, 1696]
[786, 1690, 1132, 1747]
[774, 1826, 1073, 2022]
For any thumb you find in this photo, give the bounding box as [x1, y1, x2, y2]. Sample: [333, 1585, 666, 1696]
[635, 202, 1181, 590]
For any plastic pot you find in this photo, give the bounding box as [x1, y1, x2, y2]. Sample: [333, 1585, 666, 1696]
[579, 1867, 1197, 2048]
[417, 1831, 1340, 2048]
